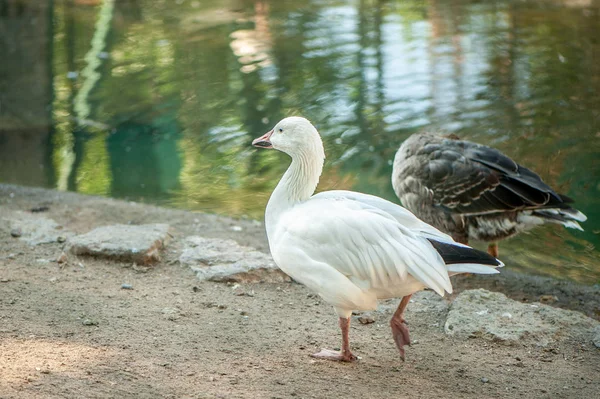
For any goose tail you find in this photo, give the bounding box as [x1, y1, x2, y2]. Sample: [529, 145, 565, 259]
[426, 238, 503, 275]
[529, 207, 587, 231]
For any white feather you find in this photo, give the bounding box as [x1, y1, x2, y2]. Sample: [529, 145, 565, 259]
[447, 263, 502, 275]
[561, 220, 584, 231]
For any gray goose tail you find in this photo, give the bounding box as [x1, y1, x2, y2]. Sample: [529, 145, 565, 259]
[529, 194, 587, 231]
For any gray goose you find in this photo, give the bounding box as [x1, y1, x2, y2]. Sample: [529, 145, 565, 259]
[392, 132, 587, 257]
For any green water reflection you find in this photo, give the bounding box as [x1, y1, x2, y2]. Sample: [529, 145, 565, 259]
[0, 0, 598, 283]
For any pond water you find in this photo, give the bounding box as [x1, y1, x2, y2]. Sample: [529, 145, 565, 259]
[1, 0, 598, 283]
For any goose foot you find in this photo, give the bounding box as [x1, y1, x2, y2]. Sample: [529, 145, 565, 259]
[390, 295, 412, 361]
[311, 348, 357, 362]
[311, 317, 357, 362]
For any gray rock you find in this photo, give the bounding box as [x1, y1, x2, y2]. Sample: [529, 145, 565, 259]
[180, 236, 290, 283]
[376, 290, 448, 317]
[593, 325, 600, 348]
[444, 289, 599, 346]
[408, 290, 449, 314]
[5, 211, 73, 245]
[68, 224, 171, 264]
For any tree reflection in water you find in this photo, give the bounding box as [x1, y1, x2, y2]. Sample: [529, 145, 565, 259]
[0, 0, 598, 282]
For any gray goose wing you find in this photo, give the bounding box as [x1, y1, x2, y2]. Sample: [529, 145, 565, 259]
[419, 137, 566, 215]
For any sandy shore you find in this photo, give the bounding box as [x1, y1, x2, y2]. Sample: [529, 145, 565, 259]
[1, 184, 599, 399]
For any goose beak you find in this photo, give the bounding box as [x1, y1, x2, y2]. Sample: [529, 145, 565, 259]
[252, 129, 274, 149]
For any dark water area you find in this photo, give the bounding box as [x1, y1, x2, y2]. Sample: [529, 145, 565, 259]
[0, 0, 599, 283]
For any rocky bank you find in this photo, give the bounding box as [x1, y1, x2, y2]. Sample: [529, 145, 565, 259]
[1, 184, 599, 399]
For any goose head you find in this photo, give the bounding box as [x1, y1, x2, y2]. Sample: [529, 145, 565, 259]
[252, 117, 325, 162]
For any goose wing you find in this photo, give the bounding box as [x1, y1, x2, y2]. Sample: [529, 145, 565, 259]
[410, 137, 566, 215]
[314, 190, 454, 242]
[276, 195, 453, 296]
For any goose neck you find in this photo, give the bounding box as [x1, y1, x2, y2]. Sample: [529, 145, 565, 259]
[265, 150, 324, 237]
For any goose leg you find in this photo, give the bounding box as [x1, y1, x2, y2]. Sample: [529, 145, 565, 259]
[487, 242, 499, 258]
[390, 295, 412, 361]
[312, 317, 357, 362]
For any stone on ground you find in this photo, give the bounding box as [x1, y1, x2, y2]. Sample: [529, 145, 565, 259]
[4, 211, 73, 246]
[409, 290, 449, 315]
[593, 325, 600, 348]
[374, 290, 449, 321]
[68, 224, 171, 264]
[444, 289, 599, 346]
[179, 236, 290, 283]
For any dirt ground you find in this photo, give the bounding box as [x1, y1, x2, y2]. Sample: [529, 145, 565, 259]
[1, 184, 599, 399]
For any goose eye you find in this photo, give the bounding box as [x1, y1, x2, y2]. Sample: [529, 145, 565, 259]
[278, 128, 283, 133]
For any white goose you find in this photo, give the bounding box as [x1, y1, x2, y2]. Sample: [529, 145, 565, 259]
[252, 117, 503, 362]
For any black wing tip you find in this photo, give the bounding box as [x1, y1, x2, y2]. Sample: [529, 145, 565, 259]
[427, 239, 501, 266]
[558, 193, 574, 204]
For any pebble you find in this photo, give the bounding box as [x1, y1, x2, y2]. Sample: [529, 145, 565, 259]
[82, 319, 98, 326]
[233, 287, 255, 297]
[481, 377, 489, 383]
[202, 302, 221, 309]
[162, 307, 180, 321]
[10, 228, 22, 238]
[57, 252, 68, 264]
[121, 284, 133, 290]
[0, 278, 10, 283]
[358, 315, 375, 325]
[539, 295, 559, 304]
[57, 236, 67, 243]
